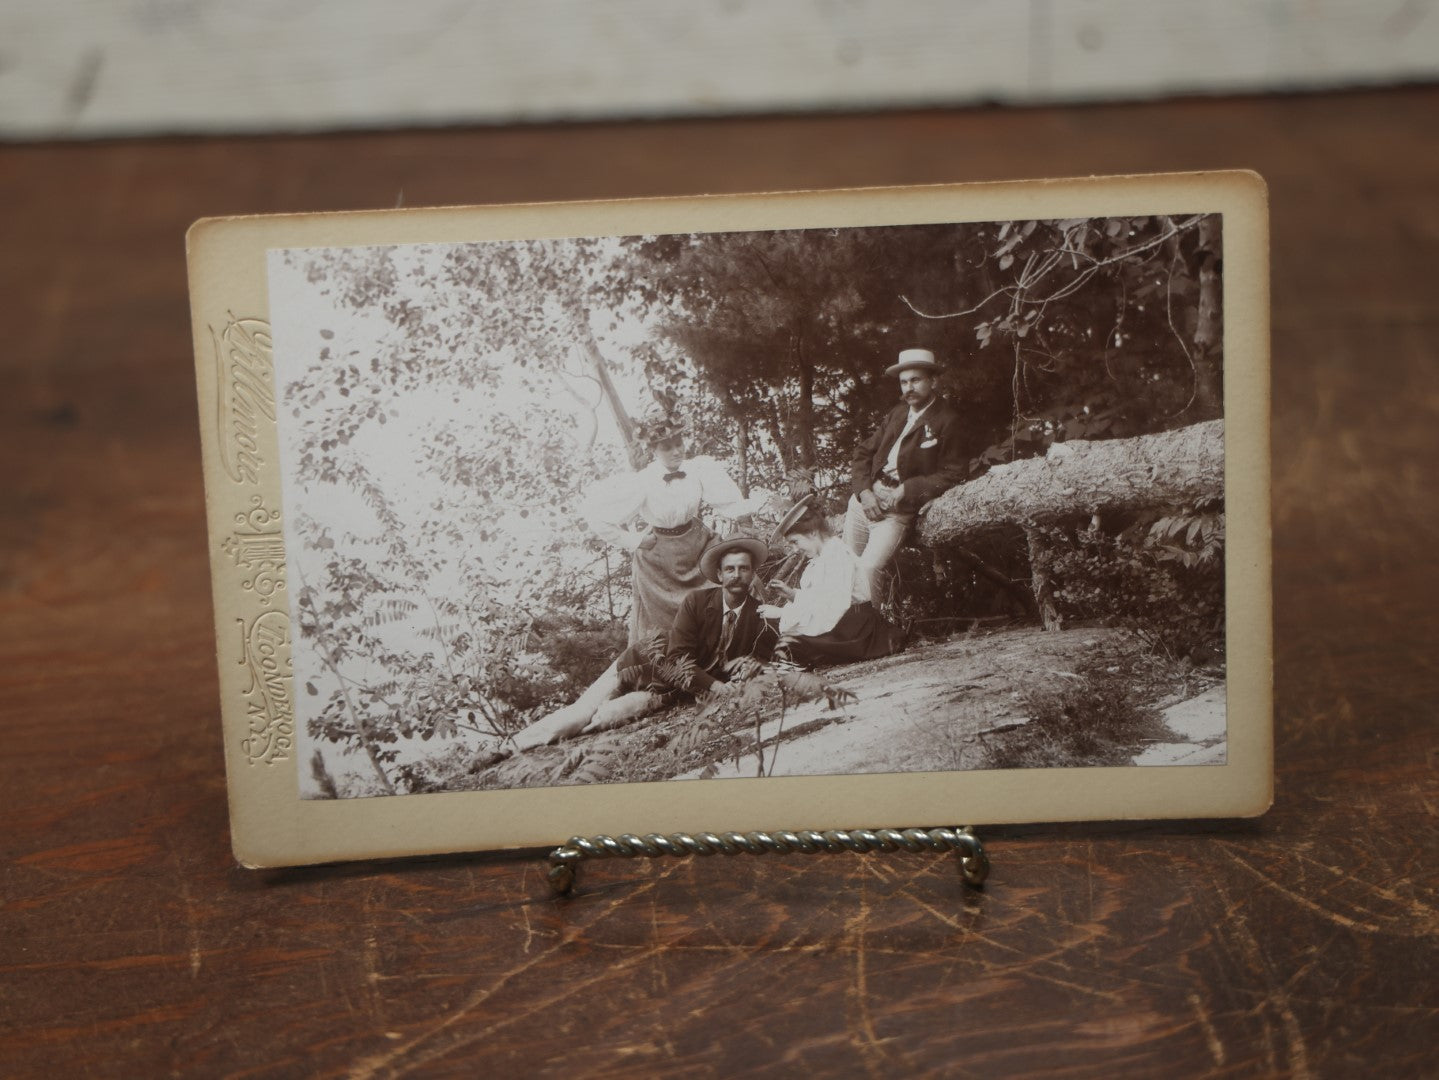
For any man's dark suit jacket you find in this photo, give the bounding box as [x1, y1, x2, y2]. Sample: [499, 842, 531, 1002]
[668, 586, 777, 693]
[849, 396, 967, 513]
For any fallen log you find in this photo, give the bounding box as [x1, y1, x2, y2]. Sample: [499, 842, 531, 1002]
[917, 419, 1224, 547]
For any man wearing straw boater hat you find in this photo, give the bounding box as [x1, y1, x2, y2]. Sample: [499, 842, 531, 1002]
[845, 347, 968, 601]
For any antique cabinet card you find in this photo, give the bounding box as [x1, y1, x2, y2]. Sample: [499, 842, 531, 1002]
[188, 171, 1270, 867]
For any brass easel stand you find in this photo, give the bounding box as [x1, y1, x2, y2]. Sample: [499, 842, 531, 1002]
[548, 826, 988, 896]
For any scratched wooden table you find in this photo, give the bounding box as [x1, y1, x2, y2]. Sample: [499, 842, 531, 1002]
[3, 88, 1436, 1078]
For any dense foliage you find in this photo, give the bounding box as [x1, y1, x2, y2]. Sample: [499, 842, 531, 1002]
[1028, 499, 1226, 661]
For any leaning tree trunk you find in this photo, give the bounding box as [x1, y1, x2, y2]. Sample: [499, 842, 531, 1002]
[918, 420, 1224, 548]
[585, 333, 646, 471]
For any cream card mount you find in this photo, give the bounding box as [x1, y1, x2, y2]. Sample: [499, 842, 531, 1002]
[187, 171, 1270, 875]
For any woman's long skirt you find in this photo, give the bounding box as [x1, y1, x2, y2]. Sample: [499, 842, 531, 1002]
[628, 521, 714, 647]
[786, 601, 902, 666]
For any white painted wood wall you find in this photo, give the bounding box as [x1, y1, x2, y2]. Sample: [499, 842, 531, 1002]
[2, 0, 1436, 137]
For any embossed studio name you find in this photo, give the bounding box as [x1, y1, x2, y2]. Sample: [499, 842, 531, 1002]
[240, 611, 293, 766]
[213, 316, 275, 485]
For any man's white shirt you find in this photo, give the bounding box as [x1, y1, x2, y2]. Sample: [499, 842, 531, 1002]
[881, 398, 935, 482]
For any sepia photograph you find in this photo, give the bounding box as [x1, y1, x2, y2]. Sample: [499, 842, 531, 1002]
[267, 211, 1230, 800]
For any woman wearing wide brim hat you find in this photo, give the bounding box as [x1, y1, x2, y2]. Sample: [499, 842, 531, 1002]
[631, 413, 686, 448]
[758, 495, 904, 666]
[580, 407, 766, 647]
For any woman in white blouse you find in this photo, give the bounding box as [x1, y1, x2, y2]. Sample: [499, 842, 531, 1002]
[583, 413, 763, 647]
[758, 495, 903, 666]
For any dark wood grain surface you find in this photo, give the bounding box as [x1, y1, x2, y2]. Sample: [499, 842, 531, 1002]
[2, 88, 1436, 1078]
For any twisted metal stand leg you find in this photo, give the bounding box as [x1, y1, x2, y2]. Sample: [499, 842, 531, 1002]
[547, 826, 988, 896]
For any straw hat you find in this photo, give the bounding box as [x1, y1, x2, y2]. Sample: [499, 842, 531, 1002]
[768, 493, 819, 548]
[884, 347, 939, 378]
[699, 535, 769, 583]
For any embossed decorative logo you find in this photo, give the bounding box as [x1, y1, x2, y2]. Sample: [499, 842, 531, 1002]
[238, 611, 293, 766]
[212, 315, 274, 485]
[222, 494, 285, 608]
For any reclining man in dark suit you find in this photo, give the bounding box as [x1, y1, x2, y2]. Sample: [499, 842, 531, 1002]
[617, 534, 778, 697]
[511, 535, 776, 748]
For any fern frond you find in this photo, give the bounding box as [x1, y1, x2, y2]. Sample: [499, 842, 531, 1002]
[426, 620, 465, 643]
[652, 653, 700, 692]
[617, 662, 649, 688]
[783, 467, 817, 500]
[363, 597, 420, 627]
[676, 719, 713, 755]
[639, 632, 668, 663]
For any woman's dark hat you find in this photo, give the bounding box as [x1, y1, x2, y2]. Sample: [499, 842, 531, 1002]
[700, 535, 769, 583]
[634, 414, 685, 447]
[768, 493, 818, 548]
